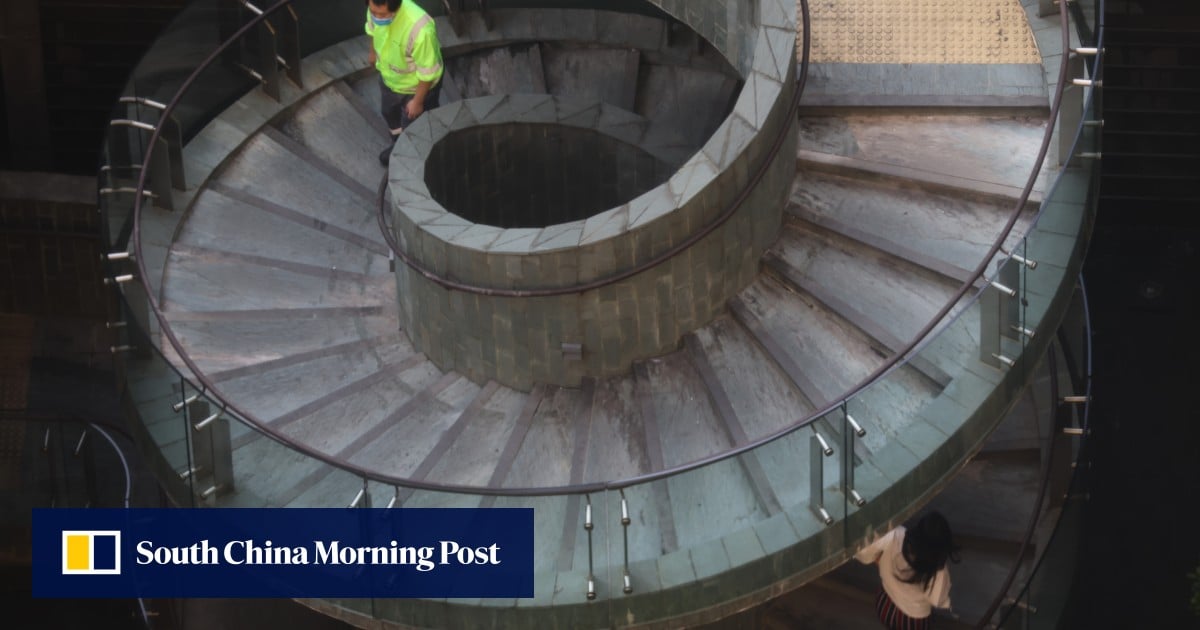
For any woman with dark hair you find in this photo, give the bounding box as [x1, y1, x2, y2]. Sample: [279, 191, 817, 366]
[855, 511, 961, 629]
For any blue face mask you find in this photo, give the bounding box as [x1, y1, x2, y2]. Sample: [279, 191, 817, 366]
[371, 15, 394, 26]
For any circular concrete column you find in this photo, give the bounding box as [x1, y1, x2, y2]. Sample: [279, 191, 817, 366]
[388, 4, 798, 391]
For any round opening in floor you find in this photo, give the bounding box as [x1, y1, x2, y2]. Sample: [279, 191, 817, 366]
[425, 123, 672, 229]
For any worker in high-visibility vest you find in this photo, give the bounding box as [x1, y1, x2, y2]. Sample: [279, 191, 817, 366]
[366, 0, 444, 166]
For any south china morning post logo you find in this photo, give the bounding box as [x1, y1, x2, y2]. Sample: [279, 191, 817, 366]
[34, 508, 534, 598]
[61, 530, 121, 575]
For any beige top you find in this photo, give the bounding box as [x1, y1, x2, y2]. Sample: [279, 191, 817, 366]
[854, 526, 952, 619]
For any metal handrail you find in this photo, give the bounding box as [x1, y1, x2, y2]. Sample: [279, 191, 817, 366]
[975, 4, 1104, 622]
[985, 278, 1095, 628]
[119, 0, 1086, 499]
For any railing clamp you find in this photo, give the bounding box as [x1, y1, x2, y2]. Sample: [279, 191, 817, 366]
[104, 274, 135, 286]
[173, 393, 200, 413]
[845, 414, 866, 437]
[1010, 325, 1036, 339]
[815, 431, 833, 457]
[990, 281, 1017, 298]
[193, 411, 222, 432]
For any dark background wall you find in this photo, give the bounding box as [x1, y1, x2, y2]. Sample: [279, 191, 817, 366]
[1, 0, 187, 174]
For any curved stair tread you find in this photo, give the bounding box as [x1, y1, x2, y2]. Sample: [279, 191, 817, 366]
[788, 170, 1035, 280]
[448, 42, 549, 98]
[688, 317, 816, 438]
[273, 86, 391, 187]
[413, 385, 530, 489]
[636, 353, 731, 467]
[172, 187, 389, 276]
[208, 133, 383, 245]
[167, 315, 396, 377]
[771, 220, 960, 347]
[578, 376, 650, 483]
[277, 356, 446, 458]
[737, 275, 895, 405]
[500, 385, 584, 488]
[797, 113, 1049, 194]
[344, 375, 484, 478]
[213, 343, 416, 428]
[160, 244, 386, 312]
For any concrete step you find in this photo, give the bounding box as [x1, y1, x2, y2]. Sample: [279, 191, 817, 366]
[160, 244, 387, 313]
[446, 42, 549, 98]
[796, 113, 1050, 196]
[770, 219, 959, 357]
[207, 133, 382, 247]
[213, 341, 415, 434]
[274, 85, 391, 190]
[172, 187, 390, 279]
[787, 170, 1033, 284]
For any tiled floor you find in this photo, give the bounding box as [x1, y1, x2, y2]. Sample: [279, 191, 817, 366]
[797, 0, 1041, 64]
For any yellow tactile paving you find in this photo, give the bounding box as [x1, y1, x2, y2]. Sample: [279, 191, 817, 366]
[797, 0, 1041, 64]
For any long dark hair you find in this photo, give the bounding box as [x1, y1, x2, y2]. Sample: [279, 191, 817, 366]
[899, 511, 961, 590]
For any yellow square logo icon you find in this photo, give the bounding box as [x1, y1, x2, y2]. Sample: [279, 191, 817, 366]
[61, 531, 121, 575]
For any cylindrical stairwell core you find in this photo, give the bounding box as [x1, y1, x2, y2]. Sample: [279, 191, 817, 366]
[425, 123, 672, 229]
[390, 93, 796, 390]
[388, 0, 799, 390]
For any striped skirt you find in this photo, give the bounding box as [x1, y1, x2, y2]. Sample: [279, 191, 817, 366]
[875, 588, 932, 630]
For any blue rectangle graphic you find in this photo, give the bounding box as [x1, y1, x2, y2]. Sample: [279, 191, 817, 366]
[93, 534, 117, 571]
[34, 509, 534, 598]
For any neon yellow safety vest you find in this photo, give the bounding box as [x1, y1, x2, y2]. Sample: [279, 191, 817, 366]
[365, 2, 444, 95]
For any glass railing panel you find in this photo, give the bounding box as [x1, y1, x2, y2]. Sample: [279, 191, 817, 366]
[114, 303, 196, 505]
[196, 409, 346, 509]
[126, 0, 249, 140]
[843, 355, 959, 536]
[751, 412, 844, 542]
[904, 285, 1002, 437]
[1005, 491, 1085, 629]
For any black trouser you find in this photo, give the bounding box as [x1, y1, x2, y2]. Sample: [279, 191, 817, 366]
[380, 75, 441, 135]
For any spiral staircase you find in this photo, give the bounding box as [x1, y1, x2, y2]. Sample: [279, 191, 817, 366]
[100, 0, 1101, 627]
